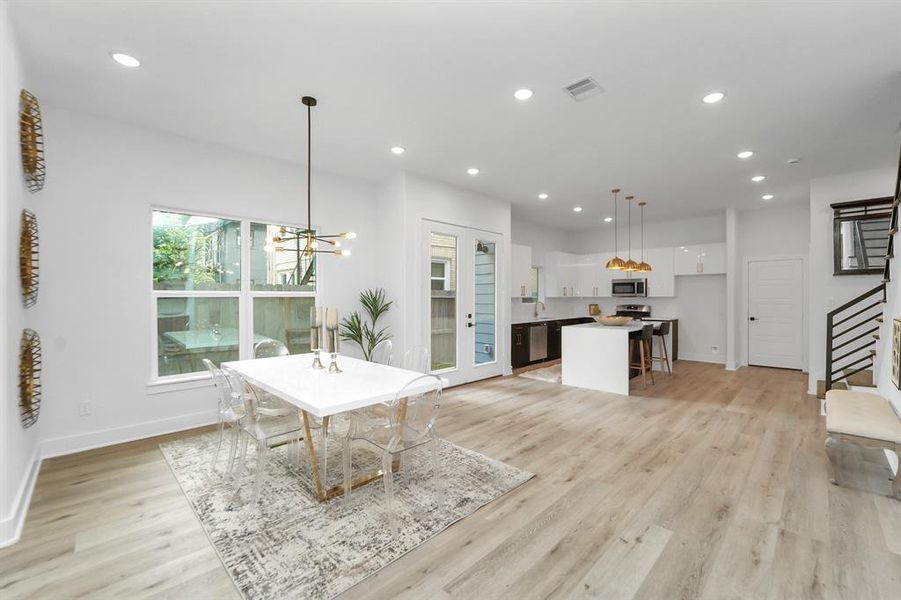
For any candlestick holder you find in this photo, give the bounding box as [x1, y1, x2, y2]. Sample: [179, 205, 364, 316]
[310, 307, 325, 369]
[326, 307, 342, 373]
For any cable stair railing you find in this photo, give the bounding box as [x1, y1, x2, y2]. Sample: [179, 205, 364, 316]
[824, 145, 901, 395]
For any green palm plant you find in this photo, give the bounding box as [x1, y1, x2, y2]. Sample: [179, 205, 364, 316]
[340, 288, 393, 361]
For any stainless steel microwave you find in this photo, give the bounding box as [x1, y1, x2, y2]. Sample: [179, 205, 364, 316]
[612, 278, 648, 297]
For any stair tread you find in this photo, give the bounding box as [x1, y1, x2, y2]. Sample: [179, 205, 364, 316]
[816, 380, 848, 399]
[842, 368, 876, 388]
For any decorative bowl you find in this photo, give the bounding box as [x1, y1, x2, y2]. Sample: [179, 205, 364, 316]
[594, 316, 633, 326]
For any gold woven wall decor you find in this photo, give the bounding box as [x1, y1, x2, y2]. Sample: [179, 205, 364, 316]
[19, 89, 46, 193]
[20, 210, 39, 308]
[19, 329, 42, 429]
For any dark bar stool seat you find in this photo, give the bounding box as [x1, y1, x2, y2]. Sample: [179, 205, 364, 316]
[652, 321, 672, 375]
[628, 324, 655, 389]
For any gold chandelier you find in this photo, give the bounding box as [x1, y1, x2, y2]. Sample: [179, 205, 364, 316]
[605, 188, 626, 270]
[272, 96, 355, 257]
[637, 201, 652, 272]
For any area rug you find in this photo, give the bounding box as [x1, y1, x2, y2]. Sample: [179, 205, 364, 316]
[160, 431, 533, 600]
[518, 364, 562, 383]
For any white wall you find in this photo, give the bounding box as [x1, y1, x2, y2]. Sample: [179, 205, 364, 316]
[736, 204, 811, 369]
[0, 5, 42, 546]
[808, 168, 893, 393]
[34, 107, 383, 457]
[876, 233, 901, 415]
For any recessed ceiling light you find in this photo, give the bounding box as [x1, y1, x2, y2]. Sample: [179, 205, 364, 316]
[390, 146, 405, 155]
[538, 192, 548, 200]
[737, 150, 754, 159]
[514, 89, 534, 101]
[751, 175, 766, 182]
[467, 167, 480, 176]
[603, 216, 613, 222]
[761, 194, 775, 201]
[110, 52, 141, 68]
[573, 206, 583, 213]
[702, 91, 725, 104]
[786, 157, 801, 165]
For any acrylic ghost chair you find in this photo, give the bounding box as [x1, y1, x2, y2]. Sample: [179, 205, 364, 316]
[342, 374, 444, 531]
[221, 365, 305, 508]
[401, 345, 431, 373]
[203, 359, 245, 475]
[370, 339, 394, 365]
[253, 339, 290, 358]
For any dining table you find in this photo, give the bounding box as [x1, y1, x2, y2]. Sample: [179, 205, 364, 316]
[222, 353, 447, 501]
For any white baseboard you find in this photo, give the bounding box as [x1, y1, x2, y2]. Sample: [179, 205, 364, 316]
[0, 446, 42, 548]
[677, 353, 726, 365]
[40, 409, 219, 459]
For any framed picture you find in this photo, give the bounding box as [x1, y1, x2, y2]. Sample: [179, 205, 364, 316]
[892, 319, 901, 390]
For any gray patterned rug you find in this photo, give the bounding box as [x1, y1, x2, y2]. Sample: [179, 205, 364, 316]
[160, 431, 533, 600]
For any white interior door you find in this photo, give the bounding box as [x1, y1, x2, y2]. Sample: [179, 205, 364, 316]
[422, 221, 504, 386]
[748, 258, 803, 369]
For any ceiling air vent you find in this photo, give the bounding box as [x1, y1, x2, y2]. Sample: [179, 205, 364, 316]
[562, 77, 604, 101]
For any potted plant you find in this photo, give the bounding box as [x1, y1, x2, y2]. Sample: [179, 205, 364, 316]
[340, 288, 393, 361]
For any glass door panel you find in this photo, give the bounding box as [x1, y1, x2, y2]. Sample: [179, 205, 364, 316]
[429, 231, 457, 371]
[473, 239, 496, 365]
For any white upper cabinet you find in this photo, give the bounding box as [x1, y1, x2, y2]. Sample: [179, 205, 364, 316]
[511, 243, 533, 297]
[545, 251, 580, 297]
[699, 242, 726, 274]
[674, 242, 726, 275]
[576, 253, 605, 297]
[644, 246, 675, 297]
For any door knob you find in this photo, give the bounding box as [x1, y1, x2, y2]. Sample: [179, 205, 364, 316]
[749, 316, 757, 321]
[467, 322, 474, 328]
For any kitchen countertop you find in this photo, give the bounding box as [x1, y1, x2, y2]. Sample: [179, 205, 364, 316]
[566, 322, 646, 332]
[511, 316, 593, 325]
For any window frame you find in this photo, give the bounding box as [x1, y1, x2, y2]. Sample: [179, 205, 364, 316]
[149, 206, 318, 386]
[430, 259, 451, 292]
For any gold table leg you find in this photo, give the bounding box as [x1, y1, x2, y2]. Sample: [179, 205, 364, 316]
[302, 400, 409, 503]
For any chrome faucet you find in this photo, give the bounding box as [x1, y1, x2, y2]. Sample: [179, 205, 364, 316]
[534, 300, 547, 319]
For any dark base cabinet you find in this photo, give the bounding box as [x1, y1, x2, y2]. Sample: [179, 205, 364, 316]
[512, 317, 593, 369]
[512, 324, 530, 368]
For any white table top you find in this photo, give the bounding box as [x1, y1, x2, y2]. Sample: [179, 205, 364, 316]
[222, 353, 447, 418]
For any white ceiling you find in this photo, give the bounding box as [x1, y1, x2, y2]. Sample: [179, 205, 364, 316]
[9, 1, 901, 229]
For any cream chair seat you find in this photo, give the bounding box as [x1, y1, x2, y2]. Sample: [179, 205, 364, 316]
[824, 389, 901, 499]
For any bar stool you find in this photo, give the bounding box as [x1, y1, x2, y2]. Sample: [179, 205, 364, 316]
[652, 322, 672, 375]
[628, 324, 655, 389]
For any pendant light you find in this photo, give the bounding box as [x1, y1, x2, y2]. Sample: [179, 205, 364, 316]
[637, 201, 652, 272]
[605, 188, 626, 270]
[272, 96, 356, 258]
[622, 195, 640, 272]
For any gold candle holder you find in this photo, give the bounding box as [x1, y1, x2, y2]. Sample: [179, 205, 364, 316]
[310, 306, 324, 369]
[326, 307, 341, 373]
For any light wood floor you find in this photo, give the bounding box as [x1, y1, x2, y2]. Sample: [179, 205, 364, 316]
[2, 361, 899, 599]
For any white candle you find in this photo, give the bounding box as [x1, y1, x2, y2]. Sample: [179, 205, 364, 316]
[326, 307, 338, 330]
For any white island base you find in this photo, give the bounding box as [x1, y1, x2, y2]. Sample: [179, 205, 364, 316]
[561, 322, 647, 396]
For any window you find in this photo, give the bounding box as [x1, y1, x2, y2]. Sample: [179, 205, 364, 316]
[431, 259, 450, 291]
[152, 210, 317, 381]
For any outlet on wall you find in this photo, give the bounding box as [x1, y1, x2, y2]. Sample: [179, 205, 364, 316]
[78, 401, 92, 416]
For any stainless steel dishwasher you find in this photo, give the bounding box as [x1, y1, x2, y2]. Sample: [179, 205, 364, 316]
[529, 322, 548, 362]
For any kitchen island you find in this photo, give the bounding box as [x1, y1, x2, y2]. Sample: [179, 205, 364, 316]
[561, 321, 646, 395]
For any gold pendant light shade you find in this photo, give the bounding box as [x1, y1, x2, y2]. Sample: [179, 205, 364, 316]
[606, 188, 625, 270]
[606, 255, 626, 270]
[637, 201, 652, 272]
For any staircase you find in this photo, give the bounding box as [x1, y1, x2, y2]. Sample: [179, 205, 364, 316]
[822, 146, 901, 397]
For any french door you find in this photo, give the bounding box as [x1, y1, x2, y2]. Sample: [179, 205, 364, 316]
[422, 221, 504, 386]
